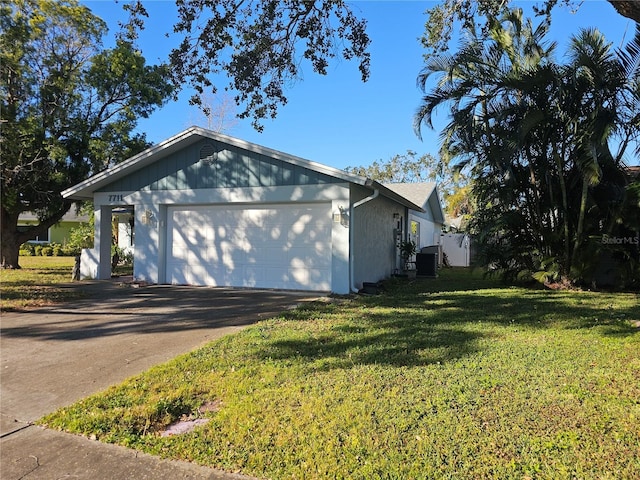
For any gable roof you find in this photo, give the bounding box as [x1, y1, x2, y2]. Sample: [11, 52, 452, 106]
[19, 210, 90, 223]
[384, 182, 445, 224]
[61, 127, 425, 212]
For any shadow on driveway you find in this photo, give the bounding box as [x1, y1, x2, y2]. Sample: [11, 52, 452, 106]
[0, 280, 320, 433]
[1, 281, 319, 341]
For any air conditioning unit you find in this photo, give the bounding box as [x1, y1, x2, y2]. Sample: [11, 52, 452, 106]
[415, 252, 437, 277]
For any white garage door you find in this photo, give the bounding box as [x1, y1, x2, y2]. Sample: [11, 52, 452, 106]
[166, 204, 331, 291]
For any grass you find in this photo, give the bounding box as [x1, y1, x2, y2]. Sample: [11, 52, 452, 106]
[40, 269, 640, 479]
[0, 256, 80, 311]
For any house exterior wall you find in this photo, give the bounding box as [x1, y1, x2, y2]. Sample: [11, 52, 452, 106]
[72, 132, 444, 293]
[96, 138, 341, 193]
[409, 210, 442, 249]
[88, 183, 351, 293]
[18, 220, 84, 245]
[49, 222, 76, 245]
[350, 184, 401, 288]
[115, 215, 134, 255]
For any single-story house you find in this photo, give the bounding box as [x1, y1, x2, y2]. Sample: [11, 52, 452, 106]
[62, 127, 444, 293]
[18, 210, 90, 245]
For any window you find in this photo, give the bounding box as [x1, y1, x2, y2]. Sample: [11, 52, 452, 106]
[17, 225, 50, 243]
[410, 220, 420, 248]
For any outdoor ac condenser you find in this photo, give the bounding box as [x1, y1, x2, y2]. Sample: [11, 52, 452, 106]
[415, 252, 437, 277]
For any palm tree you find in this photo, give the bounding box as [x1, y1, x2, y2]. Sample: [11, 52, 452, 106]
[415, 9, 640, 286]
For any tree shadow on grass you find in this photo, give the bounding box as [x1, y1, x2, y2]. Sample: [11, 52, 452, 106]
[417, 291, 639, 337]
[372, 276, 639, 337]
[258, 277, 638, 371]
[259, 306, 487, 370]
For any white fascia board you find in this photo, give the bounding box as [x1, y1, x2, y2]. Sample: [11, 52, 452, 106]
[429, 186, 446, 224]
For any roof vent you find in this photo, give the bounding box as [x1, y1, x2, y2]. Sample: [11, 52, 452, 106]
[199, 144, 218, 164]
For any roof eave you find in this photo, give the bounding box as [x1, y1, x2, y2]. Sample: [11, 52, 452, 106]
[371, 181, 426, 212]
[62, 128, 202, 200]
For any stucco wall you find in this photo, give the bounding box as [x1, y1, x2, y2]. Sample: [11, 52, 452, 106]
[93, 183, 351, 293]
[351, 185, 402, 288]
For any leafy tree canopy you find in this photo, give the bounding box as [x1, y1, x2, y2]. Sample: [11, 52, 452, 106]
[122, 0, 370, 131]
[415, 7, 640, 288]
[422, 0, 640, 60]
[0, 0, 174, 268]
[118, 0, 637, 129]
[345, 151, 472, 220]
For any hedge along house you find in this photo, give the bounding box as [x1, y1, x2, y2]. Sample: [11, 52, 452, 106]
[62, 127, 444, 294]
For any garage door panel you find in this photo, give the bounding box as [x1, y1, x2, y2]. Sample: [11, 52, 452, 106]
[250, 246, 287, 265]
[171, 245, 189, 261]
[287, 225, 331, 244]
[167, 204, 331, 291]
[289, 247, 331, 268]
[170, 269, 188, 286]
[188, 265, 212, 286]
[241, 266, 266, 287]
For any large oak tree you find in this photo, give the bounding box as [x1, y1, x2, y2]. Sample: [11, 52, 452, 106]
[162, 0, 371, 131]
[0, 0, 173, 268]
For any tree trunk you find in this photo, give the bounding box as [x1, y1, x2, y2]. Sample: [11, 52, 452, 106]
[1, 208, 22, 269]
[572, 176, 590, 270]
[1, 202, 73, 269]
[554, 152, 571, 275]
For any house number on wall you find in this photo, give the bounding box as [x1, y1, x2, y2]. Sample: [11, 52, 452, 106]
[108, 194, 124, 202]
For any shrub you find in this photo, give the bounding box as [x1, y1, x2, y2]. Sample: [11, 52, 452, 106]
[67, 220, 94, 252]
[121, 250, 134, 266]
[34, 245, 43, 256]
[62, 245, 81, 256]
[52, 243, 63, 256]
[40, 246, 53, 256]
[20, 243, 36, 256]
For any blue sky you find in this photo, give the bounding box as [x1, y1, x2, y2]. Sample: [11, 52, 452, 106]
[83, 1, 636, 170]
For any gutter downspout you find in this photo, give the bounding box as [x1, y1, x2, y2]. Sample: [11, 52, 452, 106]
[350, 187, 379, 293]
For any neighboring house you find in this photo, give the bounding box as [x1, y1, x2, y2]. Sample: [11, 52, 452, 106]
[18, 210, 90, 245]
[62, 127, 445, 293]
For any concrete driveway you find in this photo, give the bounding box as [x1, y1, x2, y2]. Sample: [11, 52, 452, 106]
[1, 280, 319, 479]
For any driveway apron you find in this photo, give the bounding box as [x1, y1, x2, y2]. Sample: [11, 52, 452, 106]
[1, 280, 318, 479]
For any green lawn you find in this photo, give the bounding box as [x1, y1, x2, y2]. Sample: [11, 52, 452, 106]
[1, 256, 132, 311]
[0, 256, 79, 311]
[41, 269, 640, 479]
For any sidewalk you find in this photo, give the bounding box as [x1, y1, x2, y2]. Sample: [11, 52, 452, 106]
[1, 426, 251, 479]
